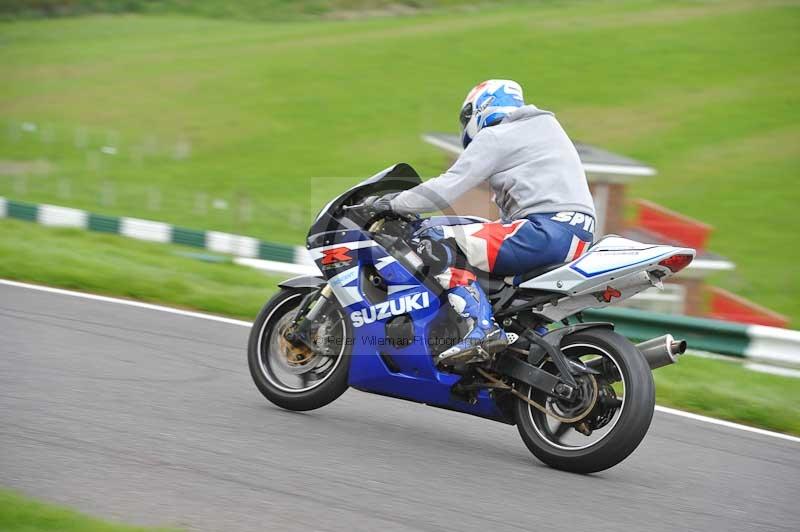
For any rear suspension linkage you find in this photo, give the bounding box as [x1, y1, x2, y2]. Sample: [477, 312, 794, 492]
[475, 367, 599, 424]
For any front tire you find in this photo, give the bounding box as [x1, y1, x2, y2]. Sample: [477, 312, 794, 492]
[248, 287, 350, 411]
[514, 329, 655, 473]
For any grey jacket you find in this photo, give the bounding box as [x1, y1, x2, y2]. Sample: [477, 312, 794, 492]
[390, 105, 596, 220]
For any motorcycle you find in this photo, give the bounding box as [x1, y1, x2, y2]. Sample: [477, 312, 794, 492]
[248, 163, 694, 473]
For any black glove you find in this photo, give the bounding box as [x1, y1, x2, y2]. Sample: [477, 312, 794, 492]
[361, 193, 397, 217]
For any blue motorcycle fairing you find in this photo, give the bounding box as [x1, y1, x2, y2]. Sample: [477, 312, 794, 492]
[310, 229, 510, 423]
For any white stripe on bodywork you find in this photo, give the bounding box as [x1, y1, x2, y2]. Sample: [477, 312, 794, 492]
[327, 266, 363, 307]
[206, 231, 259, 258]
[329, 266, 358, 287]
[330, 285, 363, 308]
[0, 197, 6, 218]
[120, 217, 171, 243]
[38, 204, 88, 228]
[387, 284, 418, 295]
[375, 255, 397, 270]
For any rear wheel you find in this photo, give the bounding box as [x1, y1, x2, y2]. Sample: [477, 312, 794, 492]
[514, 329, 654, 473]
[248, 287, 350, 411]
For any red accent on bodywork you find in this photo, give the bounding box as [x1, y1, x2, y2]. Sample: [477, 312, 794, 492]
[601, 286, 622, 303]
[320, 247, 352, 265]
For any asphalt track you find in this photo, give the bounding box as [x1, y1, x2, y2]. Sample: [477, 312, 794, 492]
[1, 281, 798, 532]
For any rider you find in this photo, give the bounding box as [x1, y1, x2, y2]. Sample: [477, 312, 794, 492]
[365, 79, 596, 368]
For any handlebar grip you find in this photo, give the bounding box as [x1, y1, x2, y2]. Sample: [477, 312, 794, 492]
[340, 203, 416, 224]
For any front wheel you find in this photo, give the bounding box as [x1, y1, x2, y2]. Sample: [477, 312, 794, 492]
[248, 287, 350, 411]
[514, 328, 655, 473]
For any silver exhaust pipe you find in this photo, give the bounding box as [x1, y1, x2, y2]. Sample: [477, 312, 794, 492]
[636, 334, 687, 370]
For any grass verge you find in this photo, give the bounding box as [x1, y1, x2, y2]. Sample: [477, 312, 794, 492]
[1, 218, 798, 435]
[654, 355, 800, 436]
[0, 218, 282, 320]
[0, 488, 174, 532]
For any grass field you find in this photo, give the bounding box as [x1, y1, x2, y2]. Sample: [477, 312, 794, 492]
[2, 217, 798, 435]
[0, 488, 173, 532]
[0, 0, 798, 323]
[654, 355, 800, 436]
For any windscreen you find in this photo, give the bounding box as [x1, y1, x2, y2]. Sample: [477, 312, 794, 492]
[307, 163, 421, 241]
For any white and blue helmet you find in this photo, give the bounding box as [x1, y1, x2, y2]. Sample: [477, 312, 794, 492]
[459, 79, 524, 148]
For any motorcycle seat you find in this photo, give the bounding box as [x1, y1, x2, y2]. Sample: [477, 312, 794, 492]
[516, 261, 568, 285]
[474, 261, 568, 292]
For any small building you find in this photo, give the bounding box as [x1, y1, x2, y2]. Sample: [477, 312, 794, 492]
[422, 133, 787, 326]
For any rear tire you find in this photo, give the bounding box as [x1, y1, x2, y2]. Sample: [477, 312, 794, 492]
[248, 288, 350, 411]
[514, 329, 655, 473]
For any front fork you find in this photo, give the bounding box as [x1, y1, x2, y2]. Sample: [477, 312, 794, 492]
[284, 284, 334, 354]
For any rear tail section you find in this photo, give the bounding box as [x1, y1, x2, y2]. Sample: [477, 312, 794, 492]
[516, 236, 695, 321]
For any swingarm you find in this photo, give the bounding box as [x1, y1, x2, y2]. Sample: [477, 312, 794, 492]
[492, 322, 611, 400]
